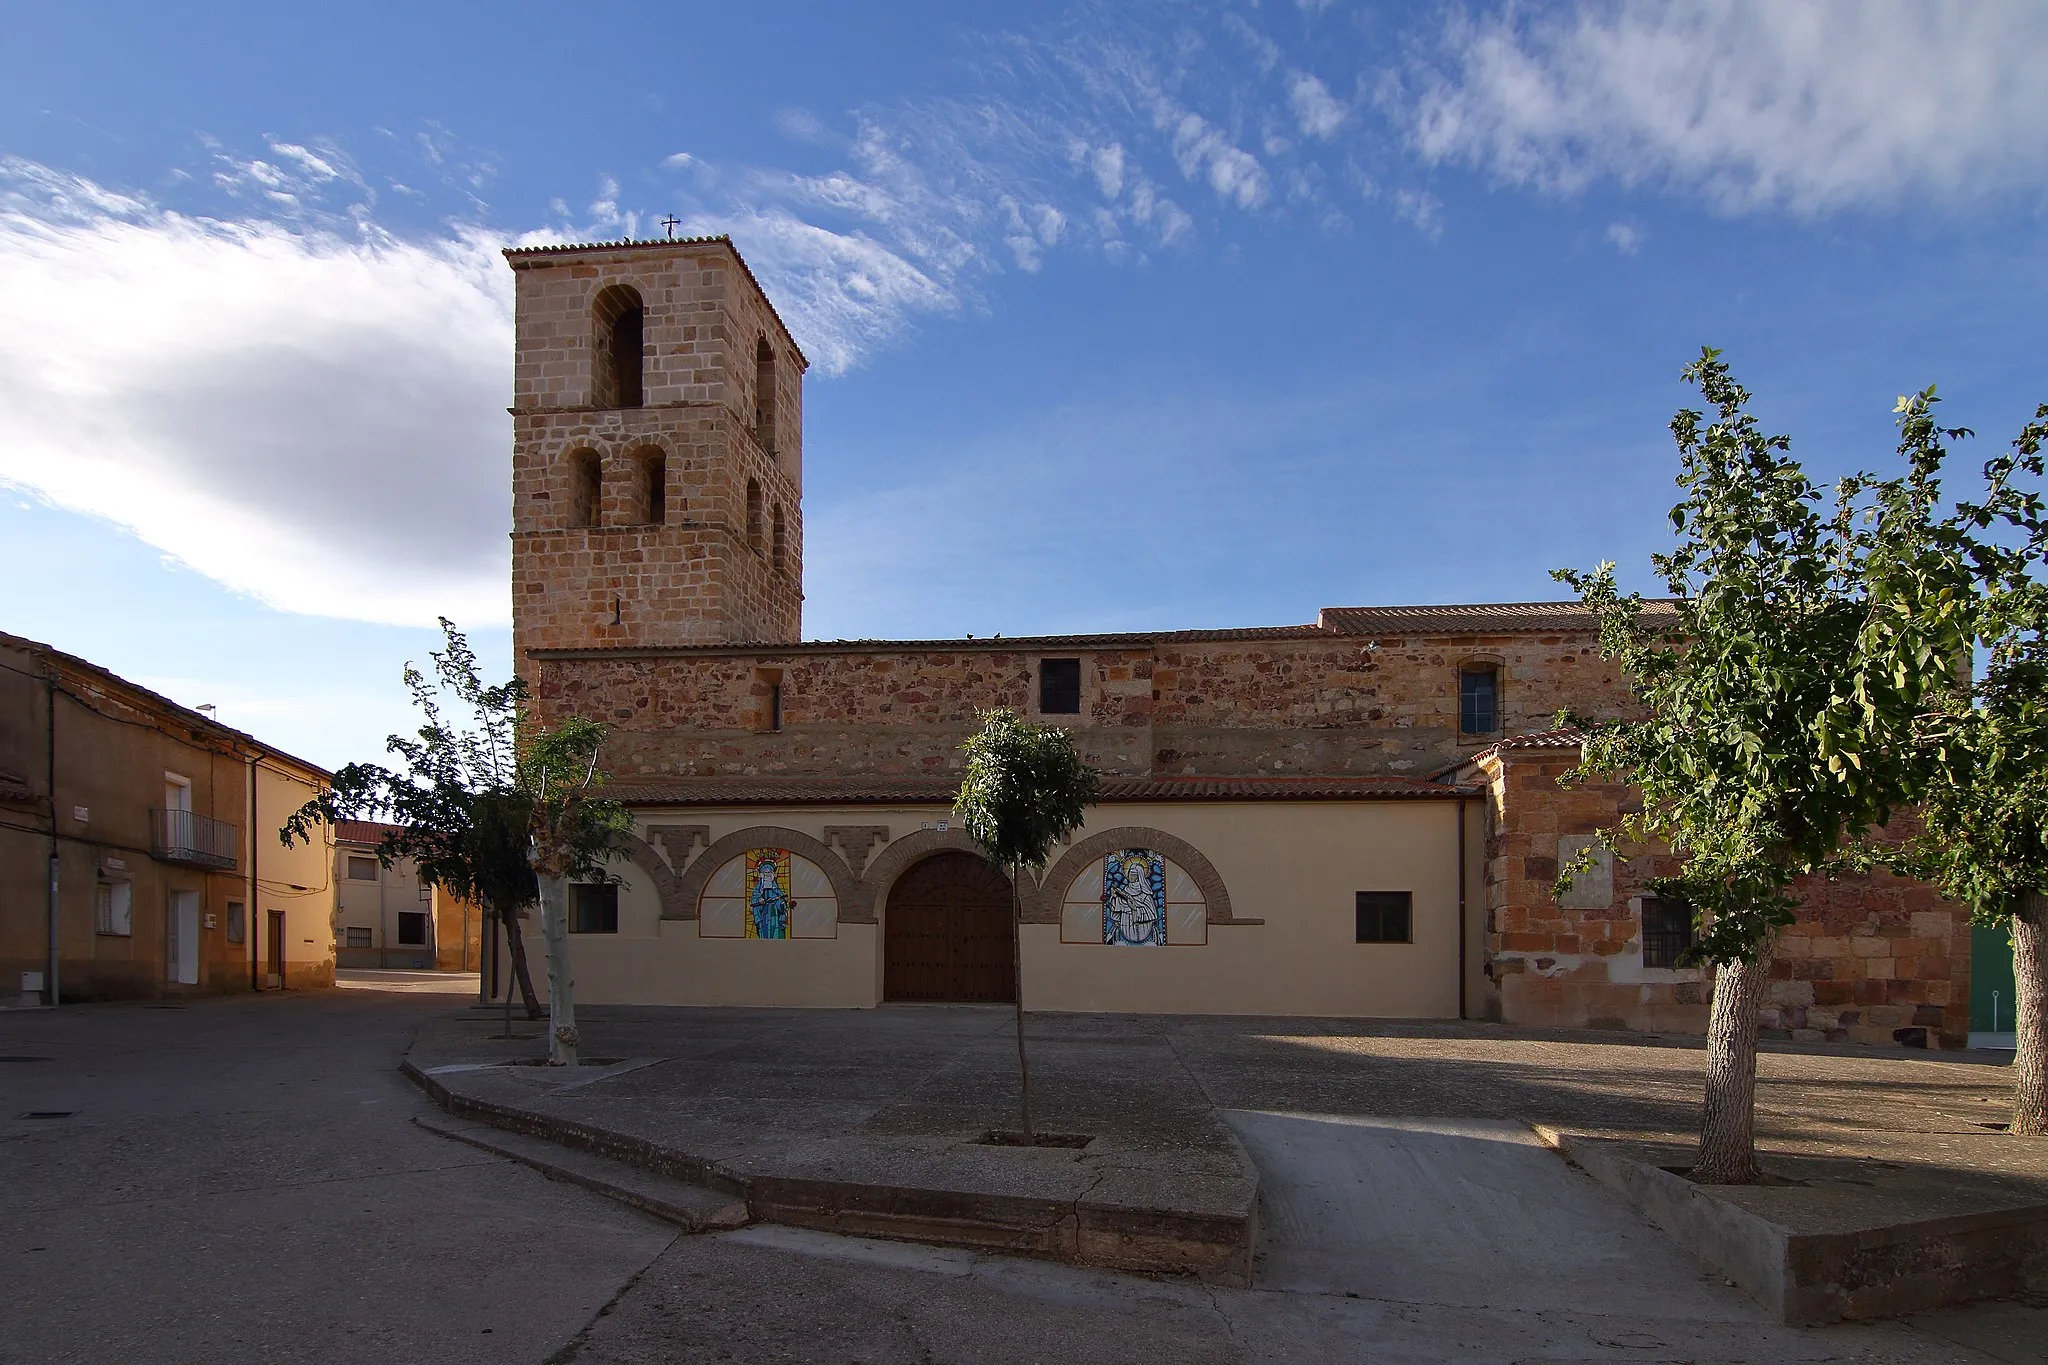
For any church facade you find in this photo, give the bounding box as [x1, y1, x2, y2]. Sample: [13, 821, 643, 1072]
[504, 237, 1972, 1049]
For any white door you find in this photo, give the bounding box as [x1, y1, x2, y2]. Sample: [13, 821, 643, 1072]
[168, 890, 200, 984]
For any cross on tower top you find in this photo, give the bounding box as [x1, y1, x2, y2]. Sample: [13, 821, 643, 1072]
[660, 215, 682, 240]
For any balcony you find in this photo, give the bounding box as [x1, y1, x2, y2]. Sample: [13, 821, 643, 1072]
[152, 808, 240, 870]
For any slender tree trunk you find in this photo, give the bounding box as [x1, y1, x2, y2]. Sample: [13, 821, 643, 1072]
[1693, 950, 1774, 1183]
[1012, 866, 1033, 1143]
[2011, 891, 2048, 1137]
[536, 874, 578, 1067]
[497, 901, 544, 1021]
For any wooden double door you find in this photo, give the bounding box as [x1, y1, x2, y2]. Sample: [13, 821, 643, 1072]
[883, 852, 1016, 1003]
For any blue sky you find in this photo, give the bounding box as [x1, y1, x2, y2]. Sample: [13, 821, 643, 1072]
[3, 1, 2046, 770]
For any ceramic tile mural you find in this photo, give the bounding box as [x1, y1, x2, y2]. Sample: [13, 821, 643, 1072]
[1061, 848, 1207, 945]
[1104, 849, 1166, 945]
[698, 846, 837, 939]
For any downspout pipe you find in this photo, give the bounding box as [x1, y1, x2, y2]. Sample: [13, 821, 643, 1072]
[46, 664, 59, 1008]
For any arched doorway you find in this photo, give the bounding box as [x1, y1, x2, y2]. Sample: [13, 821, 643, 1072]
[884, 852, 1015, 1002]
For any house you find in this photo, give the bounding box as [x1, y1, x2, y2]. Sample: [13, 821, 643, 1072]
[0, 630, 334, 1002]
[334, 820, 481, 972]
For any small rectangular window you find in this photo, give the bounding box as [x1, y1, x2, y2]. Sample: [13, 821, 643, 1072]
[1355, 892, 1413, 944]
[1039, 658, 1082, 714]
[96, 882, 133, 936]
[345, 926, 373, 949]
[1641, 896, 1696, 969]
[396, 911, 429, 947]
[570, 883, 620, 934]
[1459, 667, 1499, 736]
[346, 855, 380, 881]
[227, 901, 246, 945]
[769, 682, 783, 732]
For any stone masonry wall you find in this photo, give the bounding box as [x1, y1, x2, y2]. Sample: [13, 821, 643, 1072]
[509, 240, 805, 657]
[530, 627, 1644, 780]
[1466, 744, 1971, 1049]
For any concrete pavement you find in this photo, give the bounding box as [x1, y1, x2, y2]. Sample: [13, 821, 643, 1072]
[4, 988, 2043, 1363]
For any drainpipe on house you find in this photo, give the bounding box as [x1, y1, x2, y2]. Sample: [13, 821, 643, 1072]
[45, 664, 59, 1008]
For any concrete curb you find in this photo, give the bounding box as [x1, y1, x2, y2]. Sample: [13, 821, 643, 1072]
[402, 1058, 1254, 1284]
[1533, 1124, 2048, 1324]
[416, 1113, 749, 1232]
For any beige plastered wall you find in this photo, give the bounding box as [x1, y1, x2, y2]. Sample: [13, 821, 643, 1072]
[254, 761, 335, 990]
[538, 799, 1466, 1017]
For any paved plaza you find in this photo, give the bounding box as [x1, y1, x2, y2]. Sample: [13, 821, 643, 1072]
[1, 977, 2043, 1363]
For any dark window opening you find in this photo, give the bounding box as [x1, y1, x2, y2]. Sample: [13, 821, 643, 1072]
[1459, 666, 1499, 736]
[591, 284, 645, 408]
[396, 911, 428, 947]
[569, 449, 601, 528]
[754, 336, 777, 451]
[638, 450, 666, 525]
[1355, 891, 1413, 943]
[570, 883, 620, 934]
[769, 682, 783, 732]
[346, 855, 379, 881]
[1038, 658, 1082, 714]
[1641, 895, 1696, 969]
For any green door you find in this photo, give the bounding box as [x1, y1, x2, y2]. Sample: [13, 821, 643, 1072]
[1970, 922, 2018, 1034]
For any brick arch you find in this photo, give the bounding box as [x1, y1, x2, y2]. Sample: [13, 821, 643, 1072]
[1035, 826, 1247, 927]
[665, 825, 860, 923]
[859, 828, 1037, 927]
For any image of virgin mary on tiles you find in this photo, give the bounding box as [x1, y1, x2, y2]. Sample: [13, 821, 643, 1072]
[746, 848, 792, 939]
[1103, 849, 1166, 946]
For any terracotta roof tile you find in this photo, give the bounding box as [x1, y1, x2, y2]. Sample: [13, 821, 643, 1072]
[333, 819, 406, 846]
[1317, 601, 1679, 635]
[602, 774, 1470, 807]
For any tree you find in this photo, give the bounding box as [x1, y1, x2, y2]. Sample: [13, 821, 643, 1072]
[283, 620, 629, 1064]
[1554, 351, 1931, 1184]
[522, 715, 634, 1067]
[955, 709, 1100, 1142]
[1845, 391, 2048, 1134]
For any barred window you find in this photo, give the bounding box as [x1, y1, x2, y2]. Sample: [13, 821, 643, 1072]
[1459, 666, 1499, 736]
[1039, 658, 1081, 715]
[345, 927, 373, 949]
[1641, 895, 1696, 969]
[96, 882, 133, 937]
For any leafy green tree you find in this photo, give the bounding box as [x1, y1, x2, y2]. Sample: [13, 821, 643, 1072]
[283, 620, 630, 1064]
[1555, 351, 1931, 1183]
[1844, 392, 2048, 1134]
[955, 709, 1100, 1142]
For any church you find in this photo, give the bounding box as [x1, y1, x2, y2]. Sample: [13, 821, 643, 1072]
[505, 236, 1972, 1049]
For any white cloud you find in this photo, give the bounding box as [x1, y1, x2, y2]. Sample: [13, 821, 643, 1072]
[1403, 0, 2048, 214]
[0, 162, 513, 628]
[1287, 73, 1347, 139]
[1393, 188, 1442, 239]
[1605, 220, 1642, 254]
[1164, 110, 1269, 209]
[1091, 142, 1126, 198]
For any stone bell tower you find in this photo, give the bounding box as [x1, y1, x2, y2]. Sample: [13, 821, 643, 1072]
[506, 237, 806, 670]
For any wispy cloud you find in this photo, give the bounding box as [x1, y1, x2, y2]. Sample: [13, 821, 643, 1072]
[0, 158, 515, 628]
[1399, 0, 2048, 214]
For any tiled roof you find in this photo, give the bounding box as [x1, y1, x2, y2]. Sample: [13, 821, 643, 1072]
[1318, 601, 1680, 635]
[334, 819, 406, 846]
[602, 774, 1471, 807]
[1430, 728, 1589, 779]
[529, 600, 1681, 661]
[501, 234, 809, 370]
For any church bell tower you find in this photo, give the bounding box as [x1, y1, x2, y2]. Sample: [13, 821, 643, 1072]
[506, 237, 806, 669]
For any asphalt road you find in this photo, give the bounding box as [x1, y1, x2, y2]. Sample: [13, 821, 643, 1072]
[2, 981, 2040, 1364]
